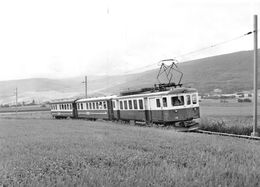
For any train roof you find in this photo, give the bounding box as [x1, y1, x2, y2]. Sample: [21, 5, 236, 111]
[115, 87, 198, 99]
[76, 95, 117, 103]
[49, 98, 79, 104]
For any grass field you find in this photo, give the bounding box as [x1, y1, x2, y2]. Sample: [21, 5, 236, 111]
[198, 100, 260, 135]
[1, 118, 260, 186]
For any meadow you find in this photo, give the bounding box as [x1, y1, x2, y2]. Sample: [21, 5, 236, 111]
[193, 100, 260, 135]
[1, 118, 260, 186]
[1, 100, 260, 186]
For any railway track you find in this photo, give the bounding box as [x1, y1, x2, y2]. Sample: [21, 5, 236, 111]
[193, 129, 260, 140]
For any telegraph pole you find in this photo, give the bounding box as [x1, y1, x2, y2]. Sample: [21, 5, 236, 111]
[252, 15, 259, 137]
[82, 76, 87, 98]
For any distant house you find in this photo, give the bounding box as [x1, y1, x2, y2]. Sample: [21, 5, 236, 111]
[235, 91, 253, 99]
[235, 91, 253, 102]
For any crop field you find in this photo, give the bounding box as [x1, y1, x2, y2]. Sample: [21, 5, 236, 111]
[1, 118, 260, 186]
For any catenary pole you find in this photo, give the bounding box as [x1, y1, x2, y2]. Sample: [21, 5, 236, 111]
[85, 76, 87, 98]
[252, 15, 259, 137]
[15, 87, 18, 116]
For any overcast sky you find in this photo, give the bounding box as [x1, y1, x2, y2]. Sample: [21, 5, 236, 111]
[0, 0, 259, 81]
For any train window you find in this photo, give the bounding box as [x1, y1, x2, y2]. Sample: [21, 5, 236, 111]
[89, 103, 92, 109]
[186, 95, 191, 105]
[67, 104, 69, 110]
[133, 100, 138, 109]
[96, 102, 99, 109]
[163, 97, 167, 107]
[65, 104, 67, 110]
[120, 101, 123, 110]
[103, 102, 107, 109]
[124, 101, 128, 110]
[156, 99, 161, 108]
[171, 96, 184, 106]
[128, 100, 133, 109]
[81, 103, 83, 110]
[139, 99, 144, 110]
[86, 103, 88, 109]
[93, 102, 95, 109]
[99, 102, 103, 109]
[192, 94, 197, 104]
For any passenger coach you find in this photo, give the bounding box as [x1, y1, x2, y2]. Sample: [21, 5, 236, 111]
[50, 99, 78, 119]
[75, 96, 116, 120]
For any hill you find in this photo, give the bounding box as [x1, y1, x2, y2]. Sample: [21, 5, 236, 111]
[0, 49, 259, 104]
[101, 49, 260, 94]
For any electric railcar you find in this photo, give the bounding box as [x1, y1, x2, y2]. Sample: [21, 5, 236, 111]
[113, 87, 199, 124]
[50, 87, 200, 125]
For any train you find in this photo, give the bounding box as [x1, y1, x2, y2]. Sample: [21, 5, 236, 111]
[50, 60, 200, 128]
[50, 87, 200, 127]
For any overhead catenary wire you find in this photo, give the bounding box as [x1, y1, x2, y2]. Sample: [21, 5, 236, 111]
[123, 30, 254, 74]
[176, 31, 253, 59]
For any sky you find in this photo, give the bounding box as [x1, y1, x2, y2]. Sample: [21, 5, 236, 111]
[0, 0, 259, 81]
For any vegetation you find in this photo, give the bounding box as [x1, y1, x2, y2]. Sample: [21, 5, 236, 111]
[199, 116, 260, 136]
[1, 118, 260, 186]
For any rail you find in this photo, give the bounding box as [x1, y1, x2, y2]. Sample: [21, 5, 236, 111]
[194, 129, 260, 140]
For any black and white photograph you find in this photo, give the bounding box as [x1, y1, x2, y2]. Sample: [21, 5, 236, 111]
[0, 0, 260, 186]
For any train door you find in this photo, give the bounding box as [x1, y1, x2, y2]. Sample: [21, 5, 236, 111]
[107, 100, 113, 120]
[148, 97, 163, 123]
[162, 96, 168, 122]
[116, 99, 120, 120]
[72, 102, 78, 118]
[144, 97, 151, 124]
